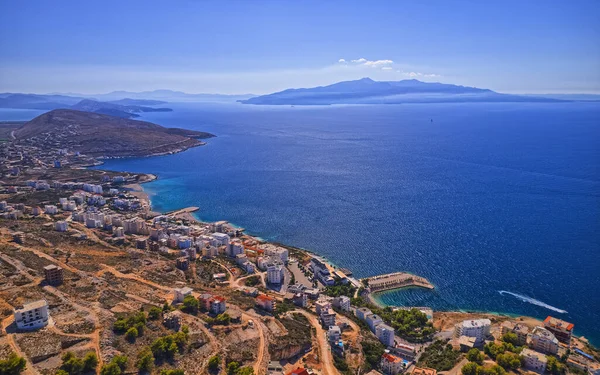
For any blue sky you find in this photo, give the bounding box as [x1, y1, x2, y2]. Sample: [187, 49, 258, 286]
[1, 1, 599, 94]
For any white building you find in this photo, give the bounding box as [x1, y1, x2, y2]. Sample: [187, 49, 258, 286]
[262, 244, 289, 264]
[320, 308, 336, 328]
[55, 221, 68, 232]
[228, 240, 244, 257]
[14, 300, 49, 330]
[333, 296, 351, 311]
[173, 287, 193, 303]
[45, 205, 58, 214]
[211, 232, 230, 247]
[527, 326, 559, 355]
[381, 353, 406, 375]
[242, 262, 255, 274]
[267, 264, 284, 285]
[454, 319, 491, 344]
[356, 307, 373, 321]
[316, 300, 332, 315]
[328, 325, 342, 342]
[202, 246, 218, 258]
[376, 323, 396, 347]
[367, 314, 384, 332]
[522, 348, 548, 374]
[210, 296, 227, 314]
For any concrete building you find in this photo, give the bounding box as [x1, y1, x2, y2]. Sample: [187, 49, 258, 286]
[199, 293, 213, 311]
[210, 296, 227, 314]
[527, 326, 559, 355]
[501, 321, 530, 346]
[176, 257, 190, 271]
[328, 325, 342, 342]
[310, 258, 335, 286]
[293, 293, 308, 307]
[228, 240, 244, 257]
[55, 220, 68, 232]
[43, 264, 64, 285]
[14, 300, 49, 330]
[211, 232, 230, 247]
[454, 319, 491, 344]
[522, 348, 548, 373]
[315, 300, 331, 315]
[356, 307, 373, 321]
[333, 295, 351, 312]
[543, 316, 574, 345]
[173, 287, 193, 303]
[392, 343, 417, 360]
[256, 294, 276, 312]
[320, 308, 336, 327]
[366, 314, 384, 332]
[267, 264, 284, 285]
[45, 205, 58, 214]
[263, 244, 289, 264]
[380, 353, 407, 375]
[376, 323, 396, 347]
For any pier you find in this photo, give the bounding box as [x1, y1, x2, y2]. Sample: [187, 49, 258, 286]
[363, 272, 434, 292]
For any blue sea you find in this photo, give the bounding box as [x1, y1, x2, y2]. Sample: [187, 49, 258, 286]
[3, 102, 599, 344]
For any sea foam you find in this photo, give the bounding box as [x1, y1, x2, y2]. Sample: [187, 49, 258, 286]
[499, 291, 567, 314]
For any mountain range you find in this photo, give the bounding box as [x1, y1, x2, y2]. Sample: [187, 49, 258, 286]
[239, 78, 568, 105]
[0, 94, 173, 118]
[15, 109, 214, 158]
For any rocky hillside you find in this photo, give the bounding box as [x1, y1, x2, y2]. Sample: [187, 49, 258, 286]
[15, 109, 214, 158]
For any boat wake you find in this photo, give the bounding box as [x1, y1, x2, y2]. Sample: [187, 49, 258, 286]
[498, 291, 567, 314]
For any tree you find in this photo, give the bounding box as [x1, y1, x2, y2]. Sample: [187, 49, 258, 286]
[0, 352, 27, 375]
[182, 295, 199, 314]
[488, 365, 507, 375]
[60, 352, 84, 375]
[546, 356, 566, 375]
[235, 367, 254, 375]
[501, 332, 519, 346]
[100, 362, 122, 375]
[112, 355, 128, 371]
[126, 327, 139, 341]
[461, 362, 479, 375]
[148, 306, 162, 320]
[82, 352, 99, 372]
[208, 355, 220, 371]
[496, 352, 523, 370]
[227, 361, 240, 375]
[466, 349, 484, 365]
[159, 370, 185, 375]
[135, 348, 154, 373]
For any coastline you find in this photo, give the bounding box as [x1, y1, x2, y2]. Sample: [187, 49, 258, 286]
[105, 168, 598, 348]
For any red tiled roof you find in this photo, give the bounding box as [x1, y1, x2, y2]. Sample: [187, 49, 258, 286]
[544, 316, 574, 331]
[382, 353, 402, 363]
[257, 294, 274, 302]
[289, 368, 309, 375]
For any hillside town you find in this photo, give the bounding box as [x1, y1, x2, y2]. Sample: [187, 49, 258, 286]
[1, 126, 599, 375]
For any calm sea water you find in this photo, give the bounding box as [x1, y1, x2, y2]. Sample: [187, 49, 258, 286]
[4, 103, 599, 344]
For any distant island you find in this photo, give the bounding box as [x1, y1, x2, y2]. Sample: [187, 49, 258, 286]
[0, 94, 173, 118]
[14, 109, 214, 158]
[239, 78, 567, 105]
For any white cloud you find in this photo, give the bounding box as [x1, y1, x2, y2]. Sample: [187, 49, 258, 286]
[348, 58, 394, 68]
[396, 70, 440, 78]
[363, 59, 393, 67]
[381, 66, 393, 70]
[338, 58, 346, 63]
